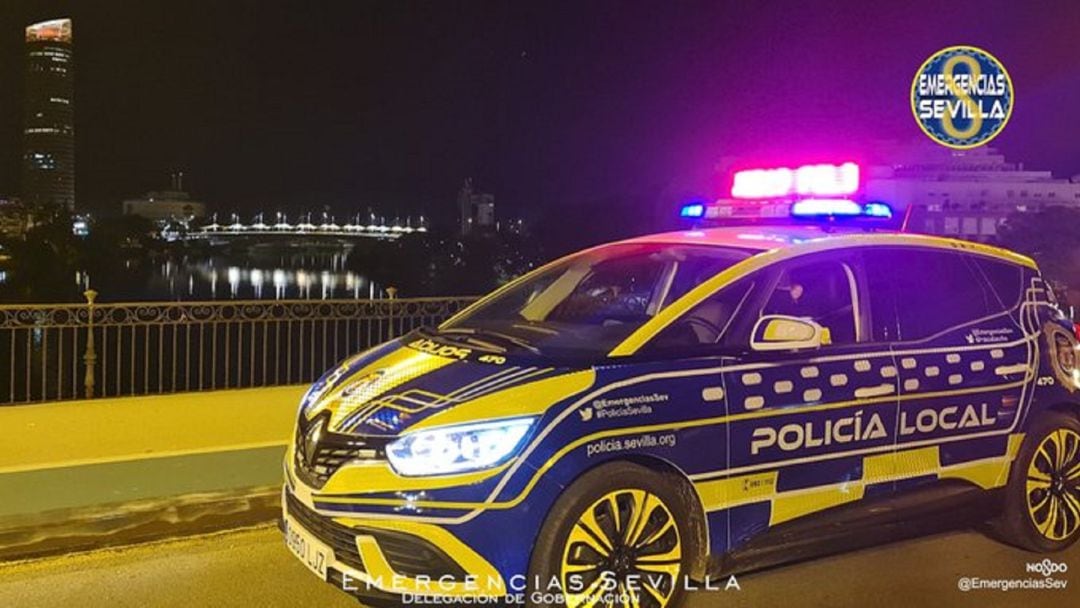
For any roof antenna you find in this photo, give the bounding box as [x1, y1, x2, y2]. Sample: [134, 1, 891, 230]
[900, 204, 914, 233]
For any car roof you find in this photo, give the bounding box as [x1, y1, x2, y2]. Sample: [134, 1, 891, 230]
[622, 225, 838, 250]
[617, 225, 1037, 269]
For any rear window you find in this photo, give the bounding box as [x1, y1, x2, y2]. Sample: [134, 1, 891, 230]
[972, 257, 1024, 311]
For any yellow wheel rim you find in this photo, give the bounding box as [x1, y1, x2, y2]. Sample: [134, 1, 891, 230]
[1026, 428, 1080, 541]
[560, 488, 682, 608]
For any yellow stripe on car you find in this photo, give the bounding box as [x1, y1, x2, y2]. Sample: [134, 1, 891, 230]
[309, 347, 458, 427]
[320, 460, 512, 494]
[343, 518, 506, 596]
[693, 435, 1024, 526]
[407, 369, 595, 432]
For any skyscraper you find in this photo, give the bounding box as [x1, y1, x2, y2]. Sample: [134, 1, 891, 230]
[457, 179, 495, 235]
[22, 18, 74, 210]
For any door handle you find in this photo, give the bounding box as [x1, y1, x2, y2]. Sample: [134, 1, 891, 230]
[994, 363, 1029, 377]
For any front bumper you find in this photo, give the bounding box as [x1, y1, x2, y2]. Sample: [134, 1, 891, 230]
[281, 486, 508, 602]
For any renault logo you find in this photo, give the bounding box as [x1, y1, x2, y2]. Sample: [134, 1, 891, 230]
[303, 420, 324, 468]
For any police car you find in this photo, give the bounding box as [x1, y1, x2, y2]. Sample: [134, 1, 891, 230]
[283, 172, 1080, 607]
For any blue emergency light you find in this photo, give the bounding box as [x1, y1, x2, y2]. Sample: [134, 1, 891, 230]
[679, 203, 706, 218]
[790, 198, 893, 219]
[862, 202, 894, 218]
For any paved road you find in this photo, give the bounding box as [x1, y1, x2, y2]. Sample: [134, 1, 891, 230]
[0, 524, 1075, 607]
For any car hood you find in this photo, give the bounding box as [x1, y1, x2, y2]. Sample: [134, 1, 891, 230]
[300, 338, 594, 436]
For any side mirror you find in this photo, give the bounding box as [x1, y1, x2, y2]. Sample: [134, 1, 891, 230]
[750, 315, 831, 352]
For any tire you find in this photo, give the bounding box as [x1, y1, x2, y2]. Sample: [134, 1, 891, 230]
[526, 461, 697, 608]
[996, 411, 1080, 552]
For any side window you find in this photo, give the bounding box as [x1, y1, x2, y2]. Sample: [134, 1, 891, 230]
[760, 258, 859, 345]
[972, 257, 1024, 311]
[646, 277, 758, 351]
[887, 249, 994, 340]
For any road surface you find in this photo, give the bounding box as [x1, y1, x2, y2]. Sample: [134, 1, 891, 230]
[0, 524, 1075, 607]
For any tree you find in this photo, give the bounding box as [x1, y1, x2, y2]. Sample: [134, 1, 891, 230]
[2, 207, 81, 301]
[994, 206, 1080, 298]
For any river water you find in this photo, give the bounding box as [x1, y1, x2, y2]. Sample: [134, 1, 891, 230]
[0, 244, 384, 303]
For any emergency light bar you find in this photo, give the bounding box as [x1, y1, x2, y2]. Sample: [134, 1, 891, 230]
[731, 162, 859, 199]
[677, 160, 895, 226]
[679, 198, 894, 223]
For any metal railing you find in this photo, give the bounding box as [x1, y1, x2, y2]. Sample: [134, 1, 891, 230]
[0, 291, 477, 405]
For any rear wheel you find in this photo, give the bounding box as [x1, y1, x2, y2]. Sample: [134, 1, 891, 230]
[997, 412, 1080, 551]
[527, 462, 695, 608]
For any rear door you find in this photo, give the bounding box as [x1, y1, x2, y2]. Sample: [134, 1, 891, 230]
[862, 247, 1032, 493]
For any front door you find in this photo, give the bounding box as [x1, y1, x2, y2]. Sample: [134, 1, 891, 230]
[721, 251, 900, 548]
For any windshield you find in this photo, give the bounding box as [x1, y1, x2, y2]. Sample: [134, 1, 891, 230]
[439, 243, 753, 359]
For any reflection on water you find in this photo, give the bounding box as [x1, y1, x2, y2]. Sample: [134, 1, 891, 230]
[194, 264, 376, 299]
[74, 247, 383, 301]
[156, 256, 378, 300]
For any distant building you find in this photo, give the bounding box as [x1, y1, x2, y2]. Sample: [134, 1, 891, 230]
[0, 197, 30, 238]
[122, 174, 207, 221]
[457, 179, 495, 235]
[22, 18, 75, 211]
[123, 191, 207, 222]
[862, 140, 1080, 241]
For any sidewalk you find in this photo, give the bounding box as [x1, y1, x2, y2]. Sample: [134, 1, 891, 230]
[0, 386, 304, 560]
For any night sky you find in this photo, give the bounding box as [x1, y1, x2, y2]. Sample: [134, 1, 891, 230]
[2, 0, 1080, 223]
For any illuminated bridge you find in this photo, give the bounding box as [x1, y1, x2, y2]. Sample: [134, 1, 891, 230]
[183, 213, 428, 241]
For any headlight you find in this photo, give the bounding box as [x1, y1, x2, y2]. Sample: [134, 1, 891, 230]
[386, 417, 536, 476]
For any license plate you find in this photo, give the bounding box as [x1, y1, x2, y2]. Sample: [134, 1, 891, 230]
[284, 515, 332, 580]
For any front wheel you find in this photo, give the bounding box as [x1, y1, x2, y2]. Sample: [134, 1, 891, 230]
[526, 462, 697, 608]
[997, 411, 1080, 551]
